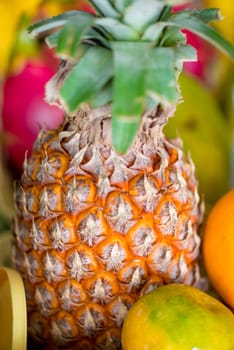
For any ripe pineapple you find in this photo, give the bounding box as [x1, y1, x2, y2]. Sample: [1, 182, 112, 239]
[12, 1, 234, 349]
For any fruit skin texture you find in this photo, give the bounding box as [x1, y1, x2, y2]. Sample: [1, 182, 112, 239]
[203, 189, 234, 310]
[121, 283, 234, 350]
[13, 105, 203, 349]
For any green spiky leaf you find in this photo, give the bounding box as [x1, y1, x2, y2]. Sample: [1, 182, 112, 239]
[165, 0, 191, 4]
[92, 81, 112, 107]
[142, 22, 169, 42]
[174, 44, 197, 62]
[112, 42, 149, 152]
[56, 13, 94, 58]
[111, 0, 134, 12]
[158, 5, 172, 21]
[27, 1, 234, 155]
[89, 0, 120, 18]
[28, 11, 79, 37]
[146, 47, 179, 106]
[82, 28, 111, 48]
[192, 8, 221, 23]
[60, 46, 112, 111]
[169, 11, 234, 59]
[159, 26, 186, 46]
[95, 18, 139, 40]
[123, 0, 164, 32]
[46, 30, 62, 48]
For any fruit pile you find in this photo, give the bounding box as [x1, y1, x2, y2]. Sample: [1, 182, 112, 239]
[0, 1, 234, 350]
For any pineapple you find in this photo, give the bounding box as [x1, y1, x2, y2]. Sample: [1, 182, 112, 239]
[12, 1, 234, 349]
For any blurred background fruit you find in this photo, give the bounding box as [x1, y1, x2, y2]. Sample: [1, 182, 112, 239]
[121, 283, 234, 350]
[2, 60, 63, 173]
[0, 0, 41, 75]
[203, 189, 234, 310]
[164, 72, 231, 210]
[0, 0, 95, 75]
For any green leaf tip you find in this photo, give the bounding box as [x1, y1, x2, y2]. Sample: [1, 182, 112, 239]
[169, 10, 234, 60]
[28, 11, 80, 37]
[59, 46, 113, 112]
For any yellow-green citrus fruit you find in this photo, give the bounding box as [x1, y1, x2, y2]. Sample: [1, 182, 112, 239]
[121, 283, 234, 350]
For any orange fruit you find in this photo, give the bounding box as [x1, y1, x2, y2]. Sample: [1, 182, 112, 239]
[203, 189, 234, 310]
[121, 283, 234, 350]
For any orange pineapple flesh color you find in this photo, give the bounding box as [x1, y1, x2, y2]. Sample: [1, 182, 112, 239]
[13, 105, 203, 349]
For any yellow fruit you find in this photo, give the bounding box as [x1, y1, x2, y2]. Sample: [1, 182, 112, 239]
[121, 283, 234, 350]
[203, 189, 234, 310]
[0, 0, 41, 75]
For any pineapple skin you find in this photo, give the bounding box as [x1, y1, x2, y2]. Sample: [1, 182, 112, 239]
[13, 105, 203, 350]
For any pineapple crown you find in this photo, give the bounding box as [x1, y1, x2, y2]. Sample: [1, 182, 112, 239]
[29, 0, 234, 153]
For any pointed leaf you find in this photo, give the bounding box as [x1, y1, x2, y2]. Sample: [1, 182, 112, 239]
[112, 0, 134, 12]
[112, 42, 150, 153]
[165, 0, 191, 5]
[56, 13, 94, 58]
[173, 44, 197, 73]
[174, 44, 197, 62]
[60, 46, 112, 112]
[170, 12, 234, 60]
[158, 5, 172, 21]
[28, 11, 79, 37]
[95, 18, 139, 40]
[143, 22, 169, 42]
[47, 22, 107, 52]
[92, 81, 112, 107]
[146, 47, 179, 105]
[82, 28, 111, 48]
[89, 0, 120, 18]
[192, 8, 221, 23]
[124, 0, 164, 32]
[159, 26, 186, 46]
[91, 23, 113, 40]
[46, 30, 62, 48]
